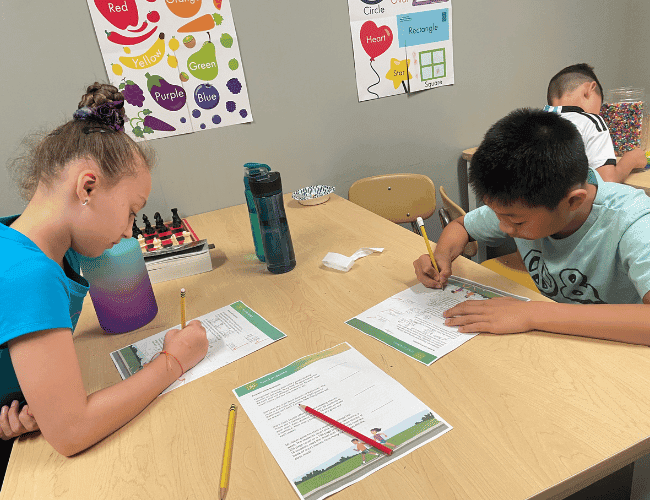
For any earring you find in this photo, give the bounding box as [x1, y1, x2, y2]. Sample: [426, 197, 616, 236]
[82, 199, 89, 206]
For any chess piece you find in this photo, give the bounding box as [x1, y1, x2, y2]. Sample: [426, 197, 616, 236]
[137, 234, 146, 249]
[182, 230, 192, 241]
[153, 237, 162, 249]
[132, 219, 143, 238]
[171, 234, 179, 246]
[142, 214, 155, 235]
[171, 208, 183, 229]
[154, 212, 167, 233]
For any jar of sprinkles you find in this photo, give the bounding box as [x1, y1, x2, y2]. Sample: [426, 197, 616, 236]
[601, 87, 648, 156]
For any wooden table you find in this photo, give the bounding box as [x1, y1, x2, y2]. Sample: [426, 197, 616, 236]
[3, 194, 650, 500]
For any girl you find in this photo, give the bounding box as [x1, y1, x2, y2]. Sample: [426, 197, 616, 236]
[0, 83, 209, 469]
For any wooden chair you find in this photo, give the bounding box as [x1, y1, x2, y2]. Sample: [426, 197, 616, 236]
[348, 174, 436, 233]
[438, 186, 478, 258]
[438, 187, 538, 293]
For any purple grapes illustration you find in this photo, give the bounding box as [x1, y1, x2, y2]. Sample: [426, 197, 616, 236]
[119, 80, 145, 107]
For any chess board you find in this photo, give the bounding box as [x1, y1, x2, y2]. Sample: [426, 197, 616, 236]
[137, 217, 201, 257]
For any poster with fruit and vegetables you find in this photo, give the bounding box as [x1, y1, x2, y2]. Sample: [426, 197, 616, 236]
[347, 0, 454, 102]
[86, 0, 252, 141]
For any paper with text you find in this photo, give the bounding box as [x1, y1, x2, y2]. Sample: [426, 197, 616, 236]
[234, 343, 451, 500]
[347, 277, 530, 365]
[111, 301, 285, 395]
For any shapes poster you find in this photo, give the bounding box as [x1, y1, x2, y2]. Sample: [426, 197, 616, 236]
[86, 0, 253, 141]
[347, 0, 454, 102]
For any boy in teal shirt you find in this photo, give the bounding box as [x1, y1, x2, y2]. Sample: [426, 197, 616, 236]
[413, 108, 650, 344]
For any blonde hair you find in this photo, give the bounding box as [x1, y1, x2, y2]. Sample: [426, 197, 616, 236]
[9, 82, 155, 200]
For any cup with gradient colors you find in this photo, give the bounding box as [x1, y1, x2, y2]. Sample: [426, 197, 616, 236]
[79, 237, 158, 334]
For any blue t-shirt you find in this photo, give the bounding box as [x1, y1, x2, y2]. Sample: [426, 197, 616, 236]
[0, 215, 88, 407]
[464, 171, 650, 304]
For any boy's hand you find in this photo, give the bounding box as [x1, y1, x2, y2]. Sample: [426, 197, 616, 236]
[0, 401, 39, 440]
[413, 253, 452, 288]
[443, 297, 533, 334]
[621, 148, 648, 170]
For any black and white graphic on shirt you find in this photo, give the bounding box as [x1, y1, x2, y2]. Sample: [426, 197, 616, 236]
[523, 250, 556, 296]
[559, 269, 606, 304]
[523, 250, 606, 304]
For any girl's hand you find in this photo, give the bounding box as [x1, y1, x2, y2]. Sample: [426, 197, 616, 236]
[0, 402, 39, 440]
[162, 320, 209, 374]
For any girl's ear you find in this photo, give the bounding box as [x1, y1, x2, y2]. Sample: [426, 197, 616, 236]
[76, 171, 97, 205]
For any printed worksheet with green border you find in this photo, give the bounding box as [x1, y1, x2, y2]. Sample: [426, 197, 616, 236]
[347, 277, 529, 365]
[234, 343, 451, 500]
[111, 301, 285, 395]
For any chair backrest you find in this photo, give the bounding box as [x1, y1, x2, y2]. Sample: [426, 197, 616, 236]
[439, 186, 478, 258]
[348, 174, 436, 224]
[439, 186, 465, 220]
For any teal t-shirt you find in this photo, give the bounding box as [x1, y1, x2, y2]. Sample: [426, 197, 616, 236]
[464, 171, 650, 304]
[0, 215, 89, 407]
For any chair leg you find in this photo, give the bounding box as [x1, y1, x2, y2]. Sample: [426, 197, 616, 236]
[411, 221, 422, 235]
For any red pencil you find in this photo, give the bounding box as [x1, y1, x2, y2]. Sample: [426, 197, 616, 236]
[299, 404, 393, 455]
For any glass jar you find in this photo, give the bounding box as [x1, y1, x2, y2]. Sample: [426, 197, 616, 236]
[601, 87, 648, 156]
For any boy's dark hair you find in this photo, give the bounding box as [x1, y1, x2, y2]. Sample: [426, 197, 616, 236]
[370, 428, 380, 432]
[469, 108, 589, 210]
[547, 63, 604, 105]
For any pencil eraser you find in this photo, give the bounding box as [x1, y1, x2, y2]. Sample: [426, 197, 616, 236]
[416, 217, 424, 226]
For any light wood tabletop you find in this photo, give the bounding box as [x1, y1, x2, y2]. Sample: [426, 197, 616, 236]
[3, 194, 650, 500]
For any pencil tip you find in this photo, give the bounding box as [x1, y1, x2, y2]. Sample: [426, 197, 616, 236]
[299, 404, 306, 409]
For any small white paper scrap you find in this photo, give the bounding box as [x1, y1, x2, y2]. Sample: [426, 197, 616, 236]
[322, 247, 384, 272]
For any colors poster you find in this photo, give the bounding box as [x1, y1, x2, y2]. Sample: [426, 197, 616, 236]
[86, 0, 253, 141]
[347, 0, 454, 102]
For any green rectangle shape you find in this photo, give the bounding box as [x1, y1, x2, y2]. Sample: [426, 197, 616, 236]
[345, 318, 436, 365]
[230, 301, 286, 341]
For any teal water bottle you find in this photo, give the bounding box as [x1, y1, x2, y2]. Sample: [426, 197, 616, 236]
[249, 171, 296, 274]
[244, 163, 270, 262]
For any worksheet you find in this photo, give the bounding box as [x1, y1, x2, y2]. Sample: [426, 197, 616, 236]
[347, 277, 530, 365]
[234, 343, 451, 500]
[110, 301, 285, 395]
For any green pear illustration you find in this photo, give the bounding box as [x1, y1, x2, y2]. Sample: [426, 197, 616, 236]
[187, 37, 218, 81]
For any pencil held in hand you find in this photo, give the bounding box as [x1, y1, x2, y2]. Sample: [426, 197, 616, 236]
[299, 404, 393, 455]
[416, 217, 439, 273]
[180, 288, 186, 328]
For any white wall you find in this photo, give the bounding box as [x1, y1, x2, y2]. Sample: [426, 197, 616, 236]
[0, 1, 630, 239]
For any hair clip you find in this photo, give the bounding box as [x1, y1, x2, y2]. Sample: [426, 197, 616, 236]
[82, 126, 112, 135]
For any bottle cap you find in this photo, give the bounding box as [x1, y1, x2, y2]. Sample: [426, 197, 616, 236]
[249, 171, 283, 197]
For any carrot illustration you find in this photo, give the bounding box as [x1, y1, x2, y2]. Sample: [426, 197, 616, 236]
[177, 13, 223, 33]
[105, 25, 158, 45]
[129, 109, 176, 138]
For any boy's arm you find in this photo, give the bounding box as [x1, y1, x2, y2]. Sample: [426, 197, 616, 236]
[443, 293, 650, 346]
[597, 149, 647, 183]
[413, 217, 469, 288]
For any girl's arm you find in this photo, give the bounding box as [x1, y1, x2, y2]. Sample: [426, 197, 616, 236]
[8, 320, 208, 456]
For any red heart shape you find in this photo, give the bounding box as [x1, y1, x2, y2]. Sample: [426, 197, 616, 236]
[360, 21, 393, 61]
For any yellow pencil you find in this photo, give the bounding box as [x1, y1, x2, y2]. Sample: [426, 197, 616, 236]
[416, 217, 439, 273]
[220, 404, 237, 500]
[180, 288, 186, 328]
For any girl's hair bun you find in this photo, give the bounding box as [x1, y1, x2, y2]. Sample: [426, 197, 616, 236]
[73, 82, 126, 131]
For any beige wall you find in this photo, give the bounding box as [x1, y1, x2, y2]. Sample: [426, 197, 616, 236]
[0, 1, 631, 239]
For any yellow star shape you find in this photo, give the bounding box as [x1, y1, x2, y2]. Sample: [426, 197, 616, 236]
[385, 58, 412, 90]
